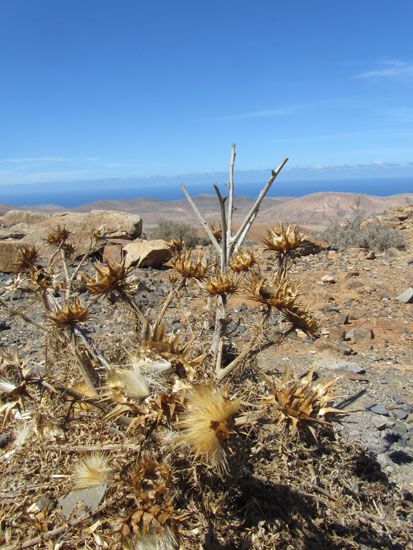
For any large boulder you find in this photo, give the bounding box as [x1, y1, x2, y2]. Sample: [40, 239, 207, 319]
[18, 210, 143, 257]
[1, 210, 50, 227]
[0, 241, 28, 273]
[123, 239, 171, 268]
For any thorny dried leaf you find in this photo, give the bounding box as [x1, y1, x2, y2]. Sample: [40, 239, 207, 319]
[262, 366, 344, 437]
[83, 260, 131, 295]
[50, 297, 89, 328]
[205, 270, 239, 296]
[229, 249, 256, 272]
[262, 224, 305, 254]
[170, 250, 208, 280]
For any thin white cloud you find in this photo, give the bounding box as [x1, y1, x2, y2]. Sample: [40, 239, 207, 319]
[2, 156, 67, 164]
[356, 59, 413, 79]
[1, 156, 101, 164]
[213, 107, 296, 121]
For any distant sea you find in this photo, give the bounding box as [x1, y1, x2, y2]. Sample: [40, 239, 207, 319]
[1, 177, 412, 208]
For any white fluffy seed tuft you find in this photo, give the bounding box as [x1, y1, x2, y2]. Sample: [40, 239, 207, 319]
[72, 452, 111, 489]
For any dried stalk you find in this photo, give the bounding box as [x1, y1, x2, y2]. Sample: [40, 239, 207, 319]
[226, 143, 236, 257]
[180, 183, 222, 254]
[152, 278, 185, 335]
[230, 156, 289, 254]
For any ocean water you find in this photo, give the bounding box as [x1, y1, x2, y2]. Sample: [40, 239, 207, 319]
[0, 177, 412, 207]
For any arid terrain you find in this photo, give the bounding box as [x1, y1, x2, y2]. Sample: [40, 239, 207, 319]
[0, 195, 412, 548]
[2, 190, 413, 230]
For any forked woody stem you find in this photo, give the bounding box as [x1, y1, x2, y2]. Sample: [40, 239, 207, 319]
[182, 145, 288, 376]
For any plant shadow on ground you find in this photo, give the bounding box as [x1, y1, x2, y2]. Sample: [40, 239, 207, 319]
[196, 425, 412, 549]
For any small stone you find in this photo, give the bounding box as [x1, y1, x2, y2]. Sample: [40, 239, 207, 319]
[374, 418, 395, 430]
[406, 258, 413, 266]
[343, 327, 374, 342]
[397, 288, 413, 304]
[366, 251, 376, 260]
[0, 320, 11, 331]
[368, 404, 389, 416]
[338, 314, 349, 325]
[393, 396, 406, 405]
[58, 483, 108, 519]
[393, 409, 409, 421]
[320, 274, 335, 284]
[0, 432, 11, 448]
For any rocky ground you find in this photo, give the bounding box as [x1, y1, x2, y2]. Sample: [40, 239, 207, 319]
[0, 204, 412, 547]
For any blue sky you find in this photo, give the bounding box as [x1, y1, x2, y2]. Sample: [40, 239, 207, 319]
[0, 0, 413, 190]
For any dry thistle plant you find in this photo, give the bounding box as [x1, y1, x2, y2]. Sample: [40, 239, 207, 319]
[229, 248, 256, 272]
[49, 297, 89, 328]
[72, 452, 112, 489]
[262, 224, 305, 254]
[209, 222, 222, 241]
[15, 245, 40, 273]
[142, 324, 206, 377]
[262, 367, 343, 438]
[205, 270, 239, 296]
[83, 260, 131, 296]
[119, 457, 177, 545]
[177, 385, 240, 467]
[168, 236, 185, 254]
[45, 225, 70, 246]
[249, 275, 319, 337]
[249, 274, 298, 310]
[170, 250, 208, 280]
[262, 223, 305, 275]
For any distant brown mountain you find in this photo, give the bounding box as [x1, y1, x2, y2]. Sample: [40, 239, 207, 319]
[72, 192, 413, 229]
[259, 192, 413, 226]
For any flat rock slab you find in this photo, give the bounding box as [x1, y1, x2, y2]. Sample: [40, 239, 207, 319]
[397, 288, 413, 303]
[58, 482, 107, 518]
[316, 358, 366, 374]
[124, 239, 171, 268]
[368, 404, 389, 416]
[343, 327, 374, 342]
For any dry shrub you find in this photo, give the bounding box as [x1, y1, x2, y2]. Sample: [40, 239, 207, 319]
[150, 219, 200, 247]
[323, 200, 405, 251]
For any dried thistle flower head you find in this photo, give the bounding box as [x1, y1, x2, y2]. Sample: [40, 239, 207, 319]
[50, 297, 89, 328]
[30, 267, 53, 290]
[171, 251, 208, 280]
[131, 457, 171, 501]
[249, 275, 297, 309]
[45, 225, 70, 246]
[142, 325, 206, 376]
[168, 237, 185, 254]
[263, 367, 342, 437]
[205, 270, 238, 296]
[62, 241, 75, 256]
[229, 249, 255, 272]
[107, 365, 149, 400]
[83, 260, 130, 295]
[283, 304, 319, 338]
[209, 223, 222, 241]
[262, 224, 305, 254]
[15, 245, 39, 272]
[177, 385, 240, 466]
[120, 458, 176, 543]
[72, 452, 111, 489]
